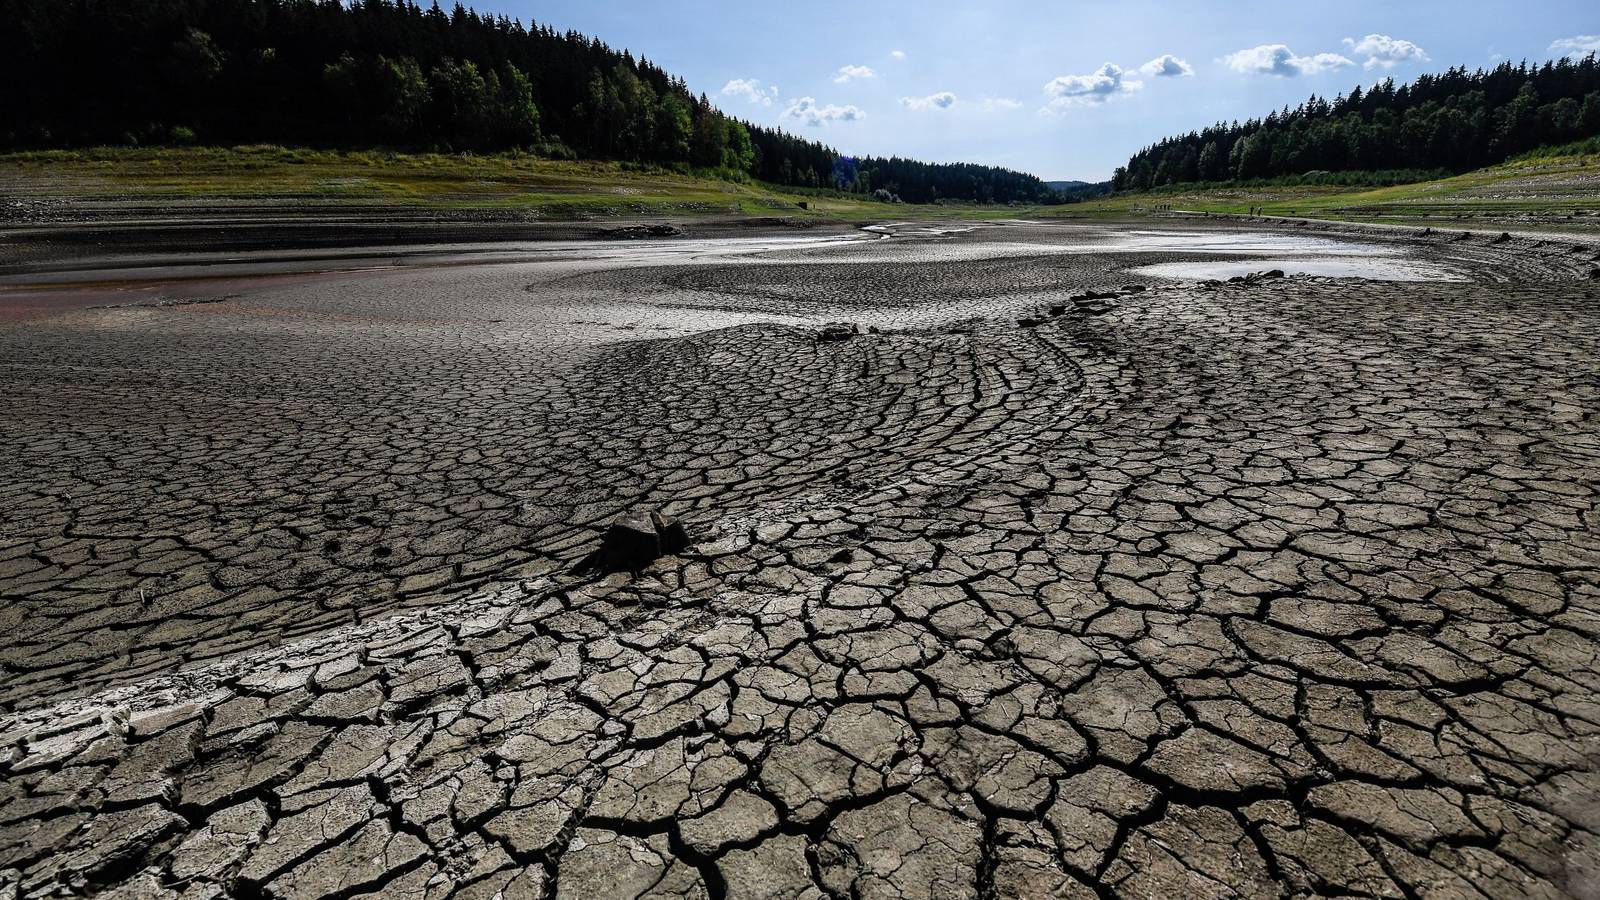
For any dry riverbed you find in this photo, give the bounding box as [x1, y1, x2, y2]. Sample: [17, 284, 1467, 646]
[2, 219, 1599, 898]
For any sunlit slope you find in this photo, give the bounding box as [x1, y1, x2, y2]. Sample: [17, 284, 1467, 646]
[0, 146, 894, 221]
[6, 145, 1598, 233]
[1064, 150, 1600, 232]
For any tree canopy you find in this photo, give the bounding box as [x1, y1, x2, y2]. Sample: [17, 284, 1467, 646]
[0, 0, 1051, 202]
[1115, 55, 1600, 190]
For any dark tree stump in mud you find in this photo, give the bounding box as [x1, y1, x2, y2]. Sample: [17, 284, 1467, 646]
[579, 509, 691, 573]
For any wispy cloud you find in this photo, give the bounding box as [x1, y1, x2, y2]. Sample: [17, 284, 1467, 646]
[897, 92, 1020, 113]
[1343, 34, 1428, 69]
[1222, 44, 1354, 77]
[833, 64, 875, 84]
[720, 78, 778, 106]
[1042, 63, 1142, 111]
[1550, 34, 1600, 60]
[899, 91, 957, 111]
[890, 50, 906, 60]
[785, 96, 866, 126]
[1139, 54, 1194, 78]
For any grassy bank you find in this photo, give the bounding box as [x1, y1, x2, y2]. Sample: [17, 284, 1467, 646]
[1056, 150, 1600, 231]
[0, 146, 917, 222]
[5, 145, 1599, 233]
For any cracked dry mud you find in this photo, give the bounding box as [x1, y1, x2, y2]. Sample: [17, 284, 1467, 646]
[3, 220, 1600, 899]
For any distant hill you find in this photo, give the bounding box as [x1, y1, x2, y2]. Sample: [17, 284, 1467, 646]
[1116, 56, 1600, 190]
[1047, 180, 1113, 200]
[1, 0, 1055, 205]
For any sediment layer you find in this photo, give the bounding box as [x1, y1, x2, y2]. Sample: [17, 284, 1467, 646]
[3, 221, 1599, 898]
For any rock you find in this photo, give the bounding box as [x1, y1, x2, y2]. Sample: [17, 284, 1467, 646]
[1017, 317, 1043, 328]
[1119, 284, 1147, 293]
[1228, 270, 1286, 286]
[578, 510, 691, 573]
[1493, 231, 1512, 244]
[596, 224, 684, 239]
[1047, 304, 1067, 316]
[817, 323, 859, 342]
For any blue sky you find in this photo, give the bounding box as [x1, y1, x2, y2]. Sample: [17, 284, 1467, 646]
[495, 1, 1598, 180]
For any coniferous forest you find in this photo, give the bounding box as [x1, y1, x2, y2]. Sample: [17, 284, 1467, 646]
[1115, 55, 1600, 190]
[0, 0, 1055, 203]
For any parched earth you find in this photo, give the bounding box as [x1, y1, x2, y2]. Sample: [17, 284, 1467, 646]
[2, 220, 1600, 898]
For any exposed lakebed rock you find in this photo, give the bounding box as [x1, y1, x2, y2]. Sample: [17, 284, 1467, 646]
[595, 223, 684, 239]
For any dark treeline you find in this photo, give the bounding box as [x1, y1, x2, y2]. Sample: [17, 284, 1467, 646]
[0, 0, 1051, 202]
[1115, 55, 1600, 190]
[828, 155, 1056, 205]
[843, 157, 1054, 204]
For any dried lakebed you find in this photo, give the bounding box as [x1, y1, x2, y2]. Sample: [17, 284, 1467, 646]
[2, 219, 1599, 898]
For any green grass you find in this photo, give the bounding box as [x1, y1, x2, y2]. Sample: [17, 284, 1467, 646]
[0, 146, 928, 222]
[1052, 150, 1600, 231]
[5, 145, 1599, 232]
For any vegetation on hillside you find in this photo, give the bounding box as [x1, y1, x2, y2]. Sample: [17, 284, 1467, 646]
[0, 0, 1056, 204]
[0, 146, 1060, 222]
[12, 143, 1595, 235]
[1116, 55, 1600, 190]
[1076, 147, 1600, 233]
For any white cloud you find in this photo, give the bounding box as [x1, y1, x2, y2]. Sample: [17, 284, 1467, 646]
[1042, 63, 1143, 110]
[1222, 44, 1354, 77]
[1550, 35, 1600, 60]
[890, 49, 906, 60]
[899, 91, 958, 110]
[784, 97, 866, 126]
[833, 64, 875, 84]
[1139, 54, 1194, 77]
[720, 78, 779, 106]
[1343, 34, 1428, 69]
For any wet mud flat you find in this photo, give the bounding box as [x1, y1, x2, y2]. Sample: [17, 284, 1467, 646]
[2, 219, 1600, 898]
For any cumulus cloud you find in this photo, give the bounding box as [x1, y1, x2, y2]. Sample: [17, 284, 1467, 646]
[784, 97, 866, 126]
[1550, 35, 1600, 60]
[890, 49, 906, 60]
[1222, 44, 1354, 77]
[720, 78, 778, 105]
[899, 91, 957, 110]
[1139, 54, 1194, 77]
[833, 64, 875, 83]
[1343, 34, 1428, 69]
[1042, 63, 1142, 110]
